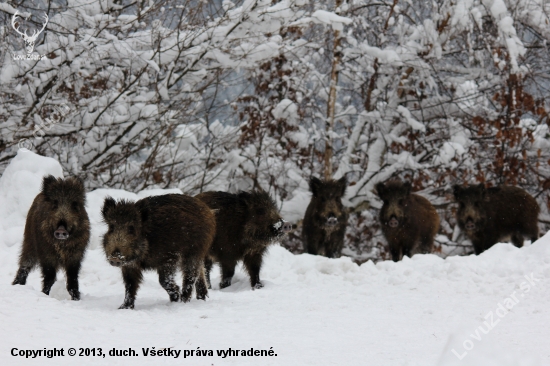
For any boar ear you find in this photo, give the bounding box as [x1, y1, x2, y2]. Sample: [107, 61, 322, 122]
[68, 176, 86, 196]
[42, 175, 58, 198]
[101, 196, 117, 221]
[309, 177, 323, 196]
[71, 176, 85, 189]
[336, 176, 347, 197]
[452, 185, 462, 199]
[375, 182, 386, 200]
[403, 182, 412, 195]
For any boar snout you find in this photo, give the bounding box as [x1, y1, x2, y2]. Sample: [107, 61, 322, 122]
[465, 219, 476, 231]
[109, 257, 123, 267]
[388, 216, 399, 228]
[54, 225, 69, 240]
[273, 219, 292, 236]
[326, 216, 338, 226]
[282, 221, 292, 233]
[108, 251, 124, 267]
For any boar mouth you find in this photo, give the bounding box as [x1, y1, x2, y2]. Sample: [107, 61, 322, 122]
[465, 220, 476, 231]
[388, 216, 399, 228]
[54, 222, 70, 240]
[107, 254, 135, 267]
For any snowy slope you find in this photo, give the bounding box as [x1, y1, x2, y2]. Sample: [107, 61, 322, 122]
[0, 152, 549, 365]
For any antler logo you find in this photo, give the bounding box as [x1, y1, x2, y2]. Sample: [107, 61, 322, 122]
[11, 11, 48, 55]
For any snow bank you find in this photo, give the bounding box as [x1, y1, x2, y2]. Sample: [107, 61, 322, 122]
[0, 153, 549, 365]
[0, 150, 63, 247]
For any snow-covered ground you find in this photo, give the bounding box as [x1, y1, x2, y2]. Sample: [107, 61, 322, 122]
[0, 151, 549, 365]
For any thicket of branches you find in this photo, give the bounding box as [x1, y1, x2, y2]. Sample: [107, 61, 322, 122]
[1, 0, 549, 261]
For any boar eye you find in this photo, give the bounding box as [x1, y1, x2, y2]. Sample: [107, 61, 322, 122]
[108, 224, 114, 232]
[128, 225, 136, 235]
[71, 201, 79, 211]
[398, 199, 404, 205]
[256, 208, 266, 216]
[53, 200, 59, 209]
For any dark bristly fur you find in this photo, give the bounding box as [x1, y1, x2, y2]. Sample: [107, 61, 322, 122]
[195, 191, 289, 290]
[376, 181, 439, 262]
[12, 175, 90, 300]
[302, 176, 348, 258]
[101, 194, 215, 309]
[453, 184, 539, 254]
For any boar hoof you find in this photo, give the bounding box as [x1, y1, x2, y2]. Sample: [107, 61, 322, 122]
[252, 282, 264, 290]
[181, 288, 193, 303]
[118, 303, 134, 310]
[69, 290, 80, 301]
[219, 279, 232, 289]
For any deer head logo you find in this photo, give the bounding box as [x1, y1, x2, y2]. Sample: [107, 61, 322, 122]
[11, 11, 48, 55]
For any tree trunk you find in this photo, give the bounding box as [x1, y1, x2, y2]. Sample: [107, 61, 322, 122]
[324, 0, 343, 181]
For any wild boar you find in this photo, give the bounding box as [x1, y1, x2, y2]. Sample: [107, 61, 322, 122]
[302, 177, 348, 258]
[453, 184, 539, 254]
[101, 194, 215, 309]
[195, 191, 291, 290]
[12, 175, 90, 300]
[376, 181, 439, 261]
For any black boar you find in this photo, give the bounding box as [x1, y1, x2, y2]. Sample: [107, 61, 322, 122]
[302, 177, 348, 258]
[453, 184, 539, 254]
[12, 175, 90, 300]
[101, 194, 215, 309]
[375, 181, 439, 262]
[195, 191, 291, 290]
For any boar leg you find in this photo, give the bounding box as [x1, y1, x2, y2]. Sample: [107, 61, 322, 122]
[181, 259, 202, 303]
[219, 260, 237, 289]
[204, 257, 213, 289]
[418, 236, 434, 255]
[65, 261, 81, 301]
[194, 266, 209, 301]
[305, 236, 319, 255]
[527, 225, 539, 243]
[158, 265, 180, 302]
[471, 239, 485, 255]
[511, 233, 524, 248]
[120, 267, 143, 309]
[389, 246, 401, 262]
[40, 262, 57, 295]
[243, 252, 264, 289]
[402, 246, 412, 259]
[326, 231, 345, 258]
[324, 245, 338, 258]
[12, 259, 35, 286]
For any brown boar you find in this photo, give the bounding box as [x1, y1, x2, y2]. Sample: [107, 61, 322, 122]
[195, 191, 291, 290]
[302, 177, 348, 258]
[101, 194, 215, 309]
[453, 184, 539, 254]
[12, 175, 90, 300]
[375, 181, 439, 262]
